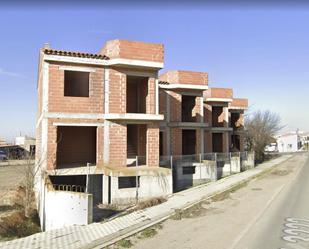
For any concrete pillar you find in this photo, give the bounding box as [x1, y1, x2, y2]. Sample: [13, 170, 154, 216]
[102, 175, 109, 205]
[222, 132, 229, 153]
[204, 131, 213, 153]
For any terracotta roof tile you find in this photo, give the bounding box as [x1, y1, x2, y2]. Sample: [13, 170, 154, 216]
[44, 49, 109, 60]
[159, 81, 170, 85]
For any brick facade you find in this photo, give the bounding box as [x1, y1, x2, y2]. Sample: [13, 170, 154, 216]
[37, 39, 248, 173]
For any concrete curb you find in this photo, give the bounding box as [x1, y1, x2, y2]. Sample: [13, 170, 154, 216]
[86, 154, 294, 249]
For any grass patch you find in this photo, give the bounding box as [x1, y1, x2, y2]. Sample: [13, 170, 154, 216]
[116, 239, 133, 248]
[135, 197, 167, 210]
[0, 210, 40, 238]
[139, 228, 158, 239]
[170, 202, 211, 220]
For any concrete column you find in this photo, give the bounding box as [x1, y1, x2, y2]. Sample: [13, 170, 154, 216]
[200, 128, 204, 154]
[222, 132, 229, 153]
[102, 175, 109, 205]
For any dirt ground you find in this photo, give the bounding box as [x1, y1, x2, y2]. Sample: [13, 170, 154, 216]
[109, 153, 308, 249]
[0, 164, 27, 189]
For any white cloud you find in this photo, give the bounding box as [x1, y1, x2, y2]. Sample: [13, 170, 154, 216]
[0, 68, 28, 79]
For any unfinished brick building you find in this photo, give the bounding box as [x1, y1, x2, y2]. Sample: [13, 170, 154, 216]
[35, 39, 248, 230]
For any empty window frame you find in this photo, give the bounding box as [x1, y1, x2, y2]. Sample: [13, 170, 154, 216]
[182, 166, 196, 175]
[64, 70, 90, 97]
[118, 176, 140, 189]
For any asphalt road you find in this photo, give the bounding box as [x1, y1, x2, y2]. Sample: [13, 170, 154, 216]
[125, 153, 308, 249]
[233, 153, 309, 249]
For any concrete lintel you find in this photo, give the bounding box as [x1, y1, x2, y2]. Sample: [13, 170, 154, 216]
[45, 112, 104, 119]
[205, 98, 233, 103]
[229, 106, 247, 111]
[168, 122, 209, 128]
[104, 113, 164, 121]
[52, 122, 104, 127]
[205, 127, 233, 132]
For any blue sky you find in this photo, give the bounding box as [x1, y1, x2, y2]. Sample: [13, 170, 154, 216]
[0, 5, 308, 142]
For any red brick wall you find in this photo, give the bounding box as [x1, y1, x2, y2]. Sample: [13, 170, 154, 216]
[159, 89, 166, 116]
[47, 120, 57, 170]
[147, 123, 159, 167]
[169, 91, 181, 122]
[204, 103, 212, 125]
[171, 128, 182, 155]
[160, 70, 208, 86]
[109, 123, 127, 167]
[230, 98, 248, 108]
[97, 126, 104, 166]
[146, 78, 156, 114]
[100, 39, 164, 63]
[205, 88, 233, 99]
[109, 68, 126, 113]
[48, 63, 104, 113]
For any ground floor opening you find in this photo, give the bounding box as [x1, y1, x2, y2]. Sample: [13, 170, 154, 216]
[127, 124, 147, 165]
[182, 129, 196, 155]
[56, 126, 97, 168]
[212, 133, 223, 152]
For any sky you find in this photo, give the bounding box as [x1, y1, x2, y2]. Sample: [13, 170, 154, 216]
[0, 2, 309, 142]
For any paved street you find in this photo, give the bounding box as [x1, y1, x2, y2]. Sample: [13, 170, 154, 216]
[233, 152, 309, 249]
[127, 153, 308, 249]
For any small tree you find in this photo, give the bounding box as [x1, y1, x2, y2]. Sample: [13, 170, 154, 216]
[245, 110, 283, 162]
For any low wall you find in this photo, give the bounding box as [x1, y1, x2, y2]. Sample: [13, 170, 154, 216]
[110, 172, 173, 205]
[44, 187, 93, 231]
[173, 160, 216, 191]
[241, 152, 255, 170]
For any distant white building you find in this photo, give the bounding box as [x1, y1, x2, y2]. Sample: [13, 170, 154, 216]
[15, 136, 36, 153]
[276, 132, 301, 152]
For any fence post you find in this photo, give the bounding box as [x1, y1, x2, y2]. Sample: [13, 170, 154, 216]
[229, 152, 232, 175]
[170, 155, 174, 192]
[214, 153, 217, 181]
[135, 156, 139, 204]
[199, 153, 202, 181]
[86, 162, 90, 193]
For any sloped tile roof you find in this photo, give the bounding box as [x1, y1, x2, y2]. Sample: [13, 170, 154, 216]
[44, 49, 109, 60]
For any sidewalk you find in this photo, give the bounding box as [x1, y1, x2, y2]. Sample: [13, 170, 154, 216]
[0, 154, 292, 249]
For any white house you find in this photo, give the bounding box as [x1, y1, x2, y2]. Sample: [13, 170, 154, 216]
[276, 132, 301, 152]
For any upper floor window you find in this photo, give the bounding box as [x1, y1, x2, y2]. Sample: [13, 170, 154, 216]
[212, 106, 224, 127]
[126, 75, 148, 113]
[64, 70, 89, 97]
[182, 95, 196, 122]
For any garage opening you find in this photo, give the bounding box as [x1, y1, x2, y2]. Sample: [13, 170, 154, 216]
[64, 70, 89, 97]
[213, 133, 223, 152]
[127, 124, 146, 165]
[182, 95, 196, 122]
[182, 130, 196, 155]
[57, 126, 96, 168]
[212, 106, 224, 127]
[126, 76, 148, 113]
